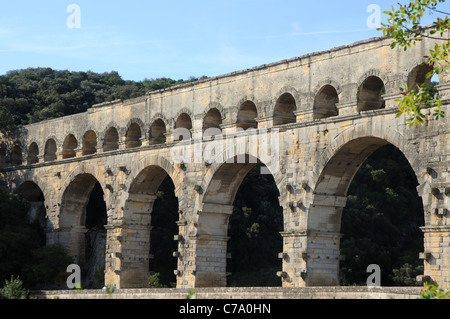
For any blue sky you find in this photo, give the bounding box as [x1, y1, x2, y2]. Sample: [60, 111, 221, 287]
[0, 1, 447, 81]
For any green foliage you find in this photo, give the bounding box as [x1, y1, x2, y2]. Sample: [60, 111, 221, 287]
[0, 189, 44, 286]
[148, 273, 166, 288]
[94, 267, 105, 287]
[0, 189, 73, 289]
[419, 283, 450, 299]
[0, 276, 30, 299]
[186, 290, 196, 299]
[0, 68, 207, 130]
[23, 245, 74, 289]
[340, 144, 424, 286]
[378, 0, 449, 125]
[396, 82, 444, 127]
[104, 284, 116, 294]
[392, 263, 424, 286]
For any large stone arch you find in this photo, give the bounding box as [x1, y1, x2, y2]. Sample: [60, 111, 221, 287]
[302, 124, 423, 286]
[114, 156, 179, 288]
[6, 172, 51, 210]
[15, 180, 47, 241]
[59, 164, 106, 201]
[312, 123, 421, 188]
[58, 171, 106, 263]
[122, 154, 178, 200]
[195, 154, 284, 287]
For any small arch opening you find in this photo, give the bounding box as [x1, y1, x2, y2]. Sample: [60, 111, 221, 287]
[273, 93, 296, 125]
[203, 108, 222, 133]
[103, 127, 119, 152]
[63, 134, 78, 159]
[408, 63, 434, 90]
[11, 145, 23, 165]
[174, 113, 192, 141]
[236, 101, 258, 129]
[27, 142, 39, 165]
[126, 123, 142, 148]
[357, 76, 386, 112]
[44, 139, 57, 162]
[314, 85, 339, 119]
[150, 119, 167, 145]
[0, 146, 6, 167]
[82, 131, 97, 156]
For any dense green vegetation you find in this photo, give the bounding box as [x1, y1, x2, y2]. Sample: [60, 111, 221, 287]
[0, 189, 73, 291]
[340, 144, 424, 286]
[0, 67, 206, 130]
[0, 68, 425, 290]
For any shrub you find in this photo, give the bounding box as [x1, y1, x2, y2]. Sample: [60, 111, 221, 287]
[0, 276, 30, 299]
[148, 273, 166, 288]
[419, 283, 450, 299]
[24, 245, 74, 289]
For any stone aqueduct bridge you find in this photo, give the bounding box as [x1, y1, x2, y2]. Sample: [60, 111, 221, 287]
[1, 31, 450, 289]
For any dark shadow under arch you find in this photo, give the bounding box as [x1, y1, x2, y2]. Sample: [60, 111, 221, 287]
[15, 181, 46, 234]
[357, 76, 385, 112]
[60, 174, 107, 288]
[236, 101, 258, 129]
[63, 134, 77, 159]
[199, 155, 283, 287]
[44, 139, 57, 162]
[314, 85, 339, 119]
[120, 165, 179, 288]
[203, 108, 222, 133]
[27, 142, 39, 164]
[126, 122, 142, 148]
[103, 127, 119, 152]
[226, 162, 282, 287]
[273, 93, 296, 126]
[340, 144, 424, 286]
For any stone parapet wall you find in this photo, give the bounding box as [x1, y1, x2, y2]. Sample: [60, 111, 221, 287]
[32, 286, 422, 299]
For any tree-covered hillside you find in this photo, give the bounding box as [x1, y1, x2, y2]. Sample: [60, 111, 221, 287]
[0, 67, 206, 130]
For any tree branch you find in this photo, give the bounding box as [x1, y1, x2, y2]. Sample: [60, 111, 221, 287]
[402, 24, 449, 41]
[427, 6, 450, 15]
